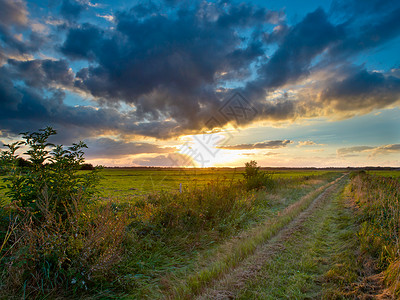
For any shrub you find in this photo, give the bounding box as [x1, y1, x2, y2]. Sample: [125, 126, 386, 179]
[0, 127, 100, 218]
[243, 160, 275, 191]
[0, 127, 127, 298]
[80, 163, 95, 170]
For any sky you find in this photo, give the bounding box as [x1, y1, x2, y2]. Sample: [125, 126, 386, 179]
[0, 0, 400, 168]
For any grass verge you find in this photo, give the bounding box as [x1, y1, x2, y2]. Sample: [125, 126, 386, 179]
[332, 171, 400, 298]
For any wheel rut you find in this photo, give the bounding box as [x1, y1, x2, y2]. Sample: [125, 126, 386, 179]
[195, 175, 347, 300]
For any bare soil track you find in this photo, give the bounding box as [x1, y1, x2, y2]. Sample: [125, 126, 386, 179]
[196, 175, 347, 299]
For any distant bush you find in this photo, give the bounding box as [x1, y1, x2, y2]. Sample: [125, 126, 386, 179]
[80, 163, 96, 170]
[243, 160, 275, 191]
[0, 127, 127, 298]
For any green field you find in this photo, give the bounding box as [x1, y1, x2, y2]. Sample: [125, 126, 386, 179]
[367, 169, 400, 178]
[0, 168, 336, 202]
[95, 168, 335, 199]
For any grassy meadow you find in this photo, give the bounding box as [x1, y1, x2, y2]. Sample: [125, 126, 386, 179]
[1, 147, 400, 299]
[95, 167, 333, 198]
[367, 169, 400, 179]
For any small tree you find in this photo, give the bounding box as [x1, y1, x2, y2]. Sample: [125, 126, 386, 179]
[0, 128, 126, 298]
[243, 161, 274, 191]
[243, 160, 260, 180]
[0, 127, 99, 219]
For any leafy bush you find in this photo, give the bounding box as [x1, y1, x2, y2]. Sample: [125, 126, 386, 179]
[80, 163, 95, 170]
[243, 160, 275, 191]
[0, 127, 127, 298]
[0, 127, 99, 218]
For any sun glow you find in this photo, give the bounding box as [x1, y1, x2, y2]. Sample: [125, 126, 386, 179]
[177, 133, 241, 167]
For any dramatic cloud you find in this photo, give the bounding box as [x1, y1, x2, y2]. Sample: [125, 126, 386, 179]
[219, 140, 292, 150]
[320, 70, 400, 112]
[7, 59, 74, 88]
[256, 8, 342, 89]
[0, 0, 400, 162]
[60, 0, 86, 20]
[0, 0, 46, 64]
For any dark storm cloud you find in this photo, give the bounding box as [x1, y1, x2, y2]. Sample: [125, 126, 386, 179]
[1, 0, 400, 142]
[66, 3, 268, 98]
[216, 3, 281, 27]
[0, 0, 46, 61]
[256, 8, 343, 89]
[235, 3, 400, 124]
[58, 1, 277, 132]
[60, 23, 102, 60]
[327, 7, 400, 60]
[320, 69, 400, 112]
[219, 140, 292, 150]
[7, 59, 74, 88]
[0, 66, 185, 141]
[85, 138, 176, 158]
[60, 0, 86, 20]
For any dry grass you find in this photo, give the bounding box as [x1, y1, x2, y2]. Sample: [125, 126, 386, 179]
[0, 192, 128, 298]
[347, 171, 400, 298]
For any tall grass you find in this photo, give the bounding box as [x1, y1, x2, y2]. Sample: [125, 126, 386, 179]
[144, 179, 254, 231]
[348, 171, 400, 296]
[0, 191, 127, 298]
[0, 165, 339, 298]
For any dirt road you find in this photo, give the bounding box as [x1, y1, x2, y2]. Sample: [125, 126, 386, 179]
[196, 175, 347, 299]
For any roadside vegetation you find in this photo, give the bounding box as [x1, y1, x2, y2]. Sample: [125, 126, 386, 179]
[344, 171, 400, 297]
[0, 128, 341, 298]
